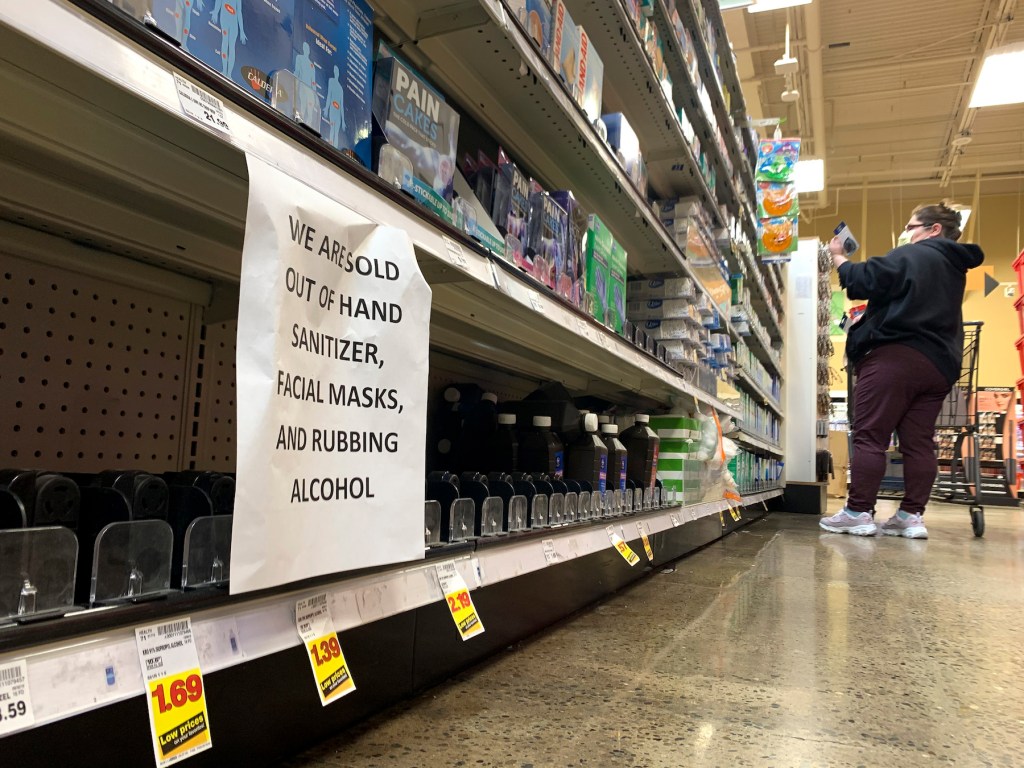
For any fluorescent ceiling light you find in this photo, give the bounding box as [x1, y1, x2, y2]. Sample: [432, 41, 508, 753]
[794, 158, 825, 193]
[748, 0, 812, 13]
[957, 207, 972, 230]
[719, 0, 754, 9]
[970, 42, 1024, 108]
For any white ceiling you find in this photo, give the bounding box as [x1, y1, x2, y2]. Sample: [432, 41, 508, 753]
[724, 0, 1024, 206]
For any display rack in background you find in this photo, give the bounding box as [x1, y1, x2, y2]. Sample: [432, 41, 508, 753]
[816, 243, 835, 486]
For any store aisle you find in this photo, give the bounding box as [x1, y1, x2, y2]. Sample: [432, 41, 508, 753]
[284, 502, 1024, 767]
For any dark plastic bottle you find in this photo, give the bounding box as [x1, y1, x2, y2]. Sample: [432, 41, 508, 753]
[459, 392, 498, 470]
[566, 413, 608, 492]
[621, 414, 660, 490]
[486, 413, 520, 473]
[601, 423, 628, 491]
[518, 415, 565, 480]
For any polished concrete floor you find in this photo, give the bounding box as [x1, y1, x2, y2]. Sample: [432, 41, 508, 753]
[285, 500, 1024, 767]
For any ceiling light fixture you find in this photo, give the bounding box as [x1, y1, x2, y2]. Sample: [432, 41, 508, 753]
[719, 0, 755, 10]
[794, 158, 825, 193]
[748, 0, 812, 14]
[969, 42, 1024, 108]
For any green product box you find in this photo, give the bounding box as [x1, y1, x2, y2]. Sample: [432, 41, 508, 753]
[584, 214, 613, 324]
[607, 238, 628, 334]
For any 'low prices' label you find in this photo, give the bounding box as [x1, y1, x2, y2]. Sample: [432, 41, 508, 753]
[436, 561, 485, 641]
[607, 526, 640, 566]
[295, 593, 356, 706]
[135, 618, 212, 766]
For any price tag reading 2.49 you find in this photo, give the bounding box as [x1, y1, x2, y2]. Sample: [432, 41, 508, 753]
[435, 561, 485, 641]
[135, 618, 212, 766]
[295, 593, 356, 706]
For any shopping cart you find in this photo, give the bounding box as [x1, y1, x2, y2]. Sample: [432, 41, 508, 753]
[932, 321, 985, 536]
[846, 322, 985, 536]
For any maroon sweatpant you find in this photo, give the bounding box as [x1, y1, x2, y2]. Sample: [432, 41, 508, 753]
[848, 344, 952, 516]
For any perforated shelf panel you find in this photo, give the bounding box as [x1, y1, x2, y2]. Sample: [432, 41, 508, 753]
[0, 250, 200, 471]
[191, 319, 237, 472]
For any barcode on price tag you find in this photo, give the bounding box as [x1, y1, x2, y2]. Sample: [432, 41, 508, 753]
[295, 593, 356, 706]
[173, 74, 230, 135]
[135, 617, 212, 765]
[436, 561, 485, 641]
[606, 525, 640, 566]
[0, 659, 34, 736]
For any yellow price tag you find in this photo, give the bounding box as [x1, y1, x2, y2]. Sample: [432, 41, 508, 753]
[607, 525, 640, 566]
[296, 593, 357, 706]
[135, 618, 213, 766]
[305, 633, 356, 703]
[147, 668, 212, 763]
[637, 522, 655, 562]
[436, 561, 485, 641]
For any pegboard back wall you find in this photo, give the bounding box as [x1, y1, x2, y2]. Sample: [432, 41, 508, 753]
[191, 319, 237, 472]
[0, 250, 200, 472]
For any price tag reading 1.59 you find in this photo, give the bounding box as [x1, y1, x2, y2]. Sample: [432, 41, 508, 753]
[295, 593, 356, 706]
[607, 525, 640, 567]
[436, 561, 485, 641]
[135, 618, 212, 766]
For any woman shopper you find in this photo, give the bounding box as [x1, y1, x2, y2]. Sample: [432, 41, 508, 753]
[820, 203, 984, 538]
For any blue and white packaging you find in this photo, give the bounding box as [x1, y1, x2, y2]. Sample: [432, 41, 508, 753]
[551, 190, 587, 307]
[495, 149, 530, 245]
[372, 46, 461, 217]
[525, 0, 553, 59]
[550, 1, 580, 95]
[164, 0, 295, 102]
[526, 184, 568, 290]
[602, 113, 644, 192]
[291, 0, 374, 166]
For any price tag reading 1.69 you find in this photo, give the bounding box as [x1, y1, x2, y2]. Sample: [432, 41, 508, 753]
[135, 618, 212, 766]
[296, 593, 356, 706]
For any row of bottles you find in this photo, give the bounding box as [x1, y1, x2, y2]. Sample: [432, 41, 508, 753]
[431, 385, 660, 495]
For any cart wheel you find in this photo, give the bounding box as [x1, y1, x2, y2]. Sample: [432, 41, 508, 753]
[970, 506, 985, 538]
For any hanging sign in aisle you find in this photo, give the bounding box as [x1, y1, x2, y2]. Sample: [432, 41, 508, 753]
[607, 525, 640, 566]
[436, 561, 485, 641]
[296, 594, 356, 706]
[231, 156, 432, 593]
[0, 659, 35, 736]
[135, 618, 212, 766]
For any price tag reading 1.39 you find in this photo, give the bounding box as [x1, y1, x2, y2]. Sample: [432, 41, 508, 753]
[0, 659, 35, 737]
[435, 561, 485, 641]
[135, 618, 212, 766]
[295, 593, 356, 706]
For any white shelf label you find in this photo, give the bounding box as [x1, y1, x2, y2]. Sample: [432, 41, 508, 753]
[0, 660, 34, 737]
[542, 538, 557, 564]
[173, 74, 230, 135]
[670, 513, 681, 527]
[443, 236, 469, 269]
[527, 290, 545, 314]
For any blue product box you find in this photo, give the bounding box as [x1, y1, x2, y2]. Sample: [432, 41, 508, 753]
[372, 47, 461, 216]
[167, 0, 294, 99]
[551, 190, 586, 308]
[526, 184, 567, 290]
[525, 0, 553, 59]
[494, 149, 530, 244]
[291, 0, 374, 166]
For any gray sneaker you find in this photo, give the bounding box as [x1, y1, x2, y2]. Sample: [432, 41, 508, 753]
[819, 508, 878, 536]
[880, 511, 928, 539]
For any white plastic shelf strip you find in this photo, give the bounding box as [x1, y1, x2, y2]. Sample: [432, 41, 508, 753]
[0, 494, 778, 734]
[735, 431, 784, 457]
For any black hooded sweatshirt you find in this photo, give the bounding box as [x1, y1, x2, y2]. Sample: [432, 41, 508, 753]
[837, 238, 984, 385]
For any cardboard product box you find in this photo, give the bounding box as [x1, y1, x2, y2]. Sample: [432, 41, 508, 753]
[601, 113, 643, 186]
[584, 214, 613, 324]
[551, 190, 587, 307]
[576, 26, 605, 124]
[289, 0, 374, 167]
[175, 0, 294, 103]
[551, 1, 581, 96]
[372, 47, 461, 219]
[607, 239, 627, 334]
[525, 0, 553, 59]
[493, 149, 530, 249]
[526, 184, 568, 290]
